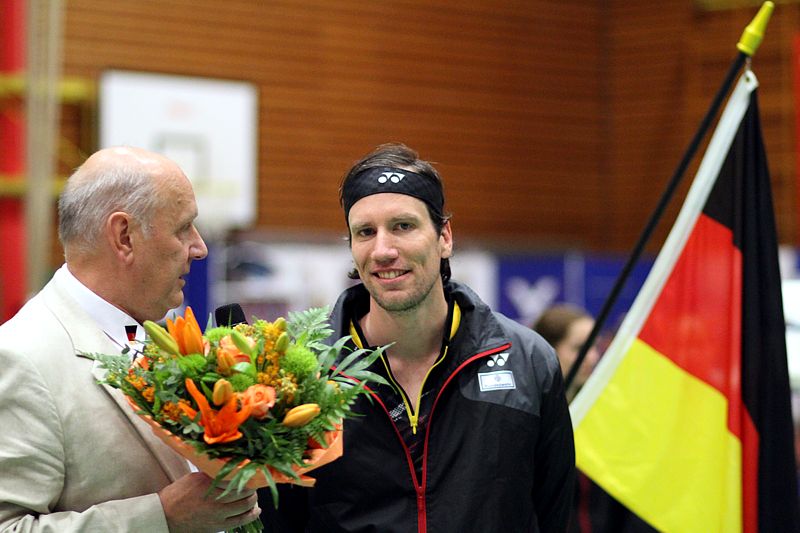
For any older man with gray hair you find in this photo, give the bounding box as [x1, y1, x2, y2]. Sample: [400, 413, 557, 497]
[0, 147, 259, 532]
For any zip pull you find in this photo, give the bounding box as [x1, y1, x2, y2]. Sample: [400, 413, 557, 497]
[410, 412, 419, 434]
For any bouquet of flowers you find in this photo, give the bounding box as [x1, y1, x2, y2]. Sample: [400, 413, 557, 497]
[90, 305, 384, 532]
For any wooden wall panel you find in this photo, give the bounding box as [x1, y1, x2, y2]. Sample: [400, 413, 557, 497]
[606, 0, 798, 252]
[62, 0, 606, 249]
[60, 1, 796, 253]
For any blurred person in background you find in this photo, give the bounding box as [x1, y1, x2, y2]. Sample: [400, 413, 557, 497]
[534, 304, 656, 533]
[533, 304, 600, 401]
[261, 142, 576, 532]
[0, 147, 260, 532]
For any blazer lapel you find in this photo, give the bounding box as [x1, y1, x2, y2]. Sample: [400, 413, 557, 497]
[101, 385, 191, 482]
[42, 278, 190, 482]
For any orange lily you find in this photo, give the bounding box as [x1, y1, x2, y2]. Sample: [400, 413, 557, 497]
[180, 378, 253, 444]
[166, 306, 205, 355]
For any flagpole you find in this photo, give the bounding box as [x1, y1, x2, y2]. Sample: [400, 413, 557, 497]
[564, 1, 775, 392]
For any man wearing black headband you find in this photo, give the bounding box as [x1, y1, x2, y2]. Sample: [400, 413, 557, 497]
[262, 143, 575, 532]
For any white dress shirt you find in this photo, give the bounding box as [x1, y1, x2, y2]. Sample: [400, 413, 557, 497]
[55, 264, 145, 354]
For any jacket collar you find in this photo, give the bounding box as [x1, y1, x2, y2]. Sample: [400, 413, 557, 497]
[41, 274, 122, 360]
[53, 264, 145, 350]
[329, 280, 509, 368]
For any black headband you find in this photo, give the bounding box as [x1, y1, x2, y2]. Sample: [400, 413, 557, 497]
[342, 166, 444, 221]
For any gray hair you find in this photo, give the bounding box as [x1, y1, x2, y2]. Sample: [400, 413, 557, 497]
[58, 160, 161, 254]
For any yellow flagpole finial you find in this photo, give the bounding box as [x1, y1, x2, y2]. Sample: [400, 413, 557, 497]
[736, 1, 774, 57]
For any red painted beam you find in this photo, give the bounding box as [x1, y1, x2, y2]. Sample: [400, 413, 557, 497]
[0, 0, 27, 322]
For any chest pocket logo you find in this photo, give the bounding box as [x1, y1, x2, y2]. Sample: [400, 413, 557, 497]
[486, 352, 509, 367]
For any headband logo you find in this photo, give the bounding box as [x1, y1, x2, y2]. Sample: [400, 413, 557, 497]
[377, 171, 405, 184]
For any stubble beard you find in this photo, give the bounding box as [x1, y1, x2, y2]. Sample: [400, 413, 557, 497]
[369, 275, 439, 314]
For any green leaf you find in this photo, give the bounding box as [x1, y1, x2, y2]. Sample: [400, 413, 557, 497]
[331, 347, 374, 378]
[200, 380, 214, 400]
[287, 306, 332, 346]
[318, 336, 350, 373]
[234, 463, 258, 493]
[261, 465, 279, 508]
[343, 370, 388, 387]
[232, 361, 257, 379]
[176, 354, 207, 379]
[201, 372, 223, 383]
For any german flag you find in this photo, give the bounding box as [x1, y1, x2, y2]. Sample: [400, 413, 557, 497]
[570, 72, 799, 532]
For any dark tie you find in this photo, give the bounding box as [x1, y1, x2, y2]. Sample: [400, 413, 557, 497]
[125, 324, 137, 343]
[124, 324, 143, 361]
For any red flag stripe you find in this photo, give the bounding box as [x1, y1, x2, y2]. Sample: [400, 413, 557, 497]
[638, 213, 745, 436]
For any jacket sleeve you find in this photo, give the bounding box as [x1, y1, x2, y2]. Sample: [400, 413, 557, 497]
[0, 346, 169, 533]
[533, 359, 577, 533]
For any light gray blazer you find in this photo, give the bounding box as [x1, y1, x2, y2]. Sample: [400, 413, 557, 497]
[0, 275, 190, 532]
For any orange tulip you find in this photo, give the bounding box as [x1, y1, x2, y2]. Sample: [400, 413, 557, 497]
[241, 384, 276, 420]
[282, 403, 320, 427]
[180, 378, 253, 445]
[212, 379, 234, 406]
[216, 350, 235, 375]
[166, 306, 205, 356]
[219, 335, 252, 362]
[215, 335, 252, 375]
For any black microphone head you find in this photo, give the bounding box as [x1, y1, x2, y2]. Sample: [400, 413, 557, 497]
[215, 303, 248, 327]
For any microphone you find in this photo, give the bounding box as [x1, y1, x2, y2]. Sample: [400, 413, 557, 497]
[215, 303, 248, 327]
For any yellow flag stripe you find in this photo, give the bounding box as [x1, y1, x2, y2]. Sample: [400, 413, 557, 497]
[574, 338, 741, 533]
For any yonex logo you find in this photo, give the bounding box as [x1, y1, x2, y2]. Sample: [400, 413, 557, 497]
[377, 171, 405, 184]
[486, 353, 509, 368]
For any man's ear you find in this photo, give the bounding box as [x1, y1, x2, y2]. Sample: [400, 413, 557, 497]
[106, 211, 135, 264]
[440, 220, 453, 259]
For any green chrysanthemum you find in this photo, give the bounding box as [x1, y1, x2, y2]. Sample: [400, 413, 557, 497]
[204, 326, 233, 345]
[229, 372, 256, 392]
[282, 344, 318, 379]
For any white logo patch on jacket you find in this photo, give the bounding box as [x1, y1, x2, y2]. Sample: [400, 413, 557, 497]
[478, 370, 516, 392]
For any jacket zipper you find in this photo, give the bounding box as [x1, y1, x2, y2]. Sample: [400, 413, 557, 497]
[377, 346, 450, 434]
[356, 303, 461, 435]
[375, 342, 513, 533]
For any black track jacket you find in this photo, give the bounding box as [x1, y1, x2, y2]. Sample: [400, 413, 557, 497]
[261, 280, 576, 533]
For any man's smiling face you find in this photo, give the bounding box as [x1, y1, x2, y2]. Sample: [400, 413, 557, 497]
[348, 193, 452, 313]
